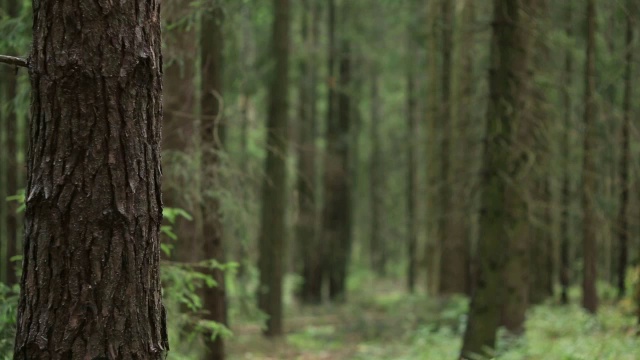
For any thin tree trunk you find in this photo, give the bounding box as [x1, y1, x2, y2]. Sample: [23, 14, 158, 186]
[3, 0, 21, 287]
[424, 0, 441, 296]
[582, 0, 599, 314]
[406, 42, 418, 292]
[461, 0, 530, 356]
[327, 30, 352, 302]
[296, 0, 322, 305]
[201, 4, 227, 359]
[370, 74, 384, 276]
[162, 0, 201, 263]
[560, 2, 574, 306]
[257, 0, 290, 337]
[439, 0, 470, 295]
[13, 0, 168, 357]
[528, 0, 554, 305]
[616, 0, 633, 299]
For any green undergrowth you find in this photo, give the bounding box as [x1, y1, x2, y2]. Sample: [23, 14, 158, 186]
[228, 279, 640, 360]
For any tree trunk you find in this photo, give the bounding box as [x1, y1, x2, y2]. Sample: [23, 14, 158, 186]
[528, 0, 554, 305]
[560, 1, 574, 305]
[582, 0, 599, 314]
[200, 4, 227, 359]
[161, 0, 201, 263]
[3, 0, 21, 287]
[616, 0, 633, 299]
[13, 0, 168, 357]
[461, 0, 530, 356]
[257, 0, 290, 337]
[296, 0, 322, 305]
[439, 0, 470, 295]
[424, 0, 441, 296]
[406, 39, 418, 293]
[370, 74, 385, 277]
[327, 30, 352, 302]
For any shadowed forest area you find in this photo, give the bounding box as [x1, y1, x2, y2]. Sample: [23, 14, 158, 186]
[1, 0, 640, 359]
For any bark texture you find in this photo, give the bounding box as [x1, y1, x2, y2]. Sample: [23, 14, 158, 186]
[257, 0, 290, 337]
[461, 0, 530, 356]
[14, 0, 168, 358]
[200, 4, 227, 359]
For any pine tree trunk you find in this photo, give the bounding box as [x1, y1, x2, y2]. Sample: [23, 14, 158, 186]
[200, 4, 227, 359]
[424, 0, 441, 296]
[13, 1, 168, 357]
[161, 0, 201, 263]
[322, 0, 352, 302]
[439, 0, 470, 295]
[560, 2, 574, 305]
[461, 0, 531, 356]
[327, 32, 352, 302]
[3, 0, 21, 287]
[370, 74, 384, 276]
[582, 0, 599, 314]
[257, 0, 290, 337]
[406, 43, 418, 293]
[296, 0, 322, 305]
[616, 0, 632, 299]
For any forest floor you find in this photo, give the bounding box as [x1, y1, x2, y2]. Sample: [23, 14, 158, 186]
[225, 277, 640, 360]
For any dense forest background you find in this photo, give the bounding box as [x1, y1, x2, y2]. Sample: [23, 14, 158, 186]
[1, 0, 640, 359]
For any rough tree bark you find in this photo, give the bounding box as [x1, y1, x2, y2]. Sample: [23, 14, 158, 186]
[257, 0, 290, 337]
[13, 0, 168, 358]
[461, 0, 530, 356]
[200, 4, 227, 359]
[582, 0, 599, 314]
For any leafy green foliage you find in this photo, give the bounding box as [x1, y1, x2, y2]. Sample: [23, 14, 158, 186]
[5, 189, 25, 213]
[0, 283, 19, 359]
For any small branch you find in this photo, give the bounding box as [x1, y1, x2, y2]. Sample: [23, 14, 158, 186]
[0, 55, 28, 68]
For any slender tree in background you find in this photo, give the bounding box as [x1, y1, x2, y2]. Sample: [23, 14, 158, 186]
[322, 0, 352, 302]
[296, 0, 322, 305]
[439, 0, 470, 295]
[424, 0, 441, 295]
[406, 4, 419, 292]
[2, 0, 21, 287]
[162, 0, 202, 263]
[11, 0, 168, 357]
[257, 0, 290, 336]
[527, 0, 554, 305]
[582, 0, 599, 314]
[560, 1, 574, 305]
[200, 4, 227, 359]
[461, 0, 531, 356]
[327, 12, 353, 301]
[370, 74, 384, 276]
[615, 0, 633, 299]
[454, 0, 478, 296]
